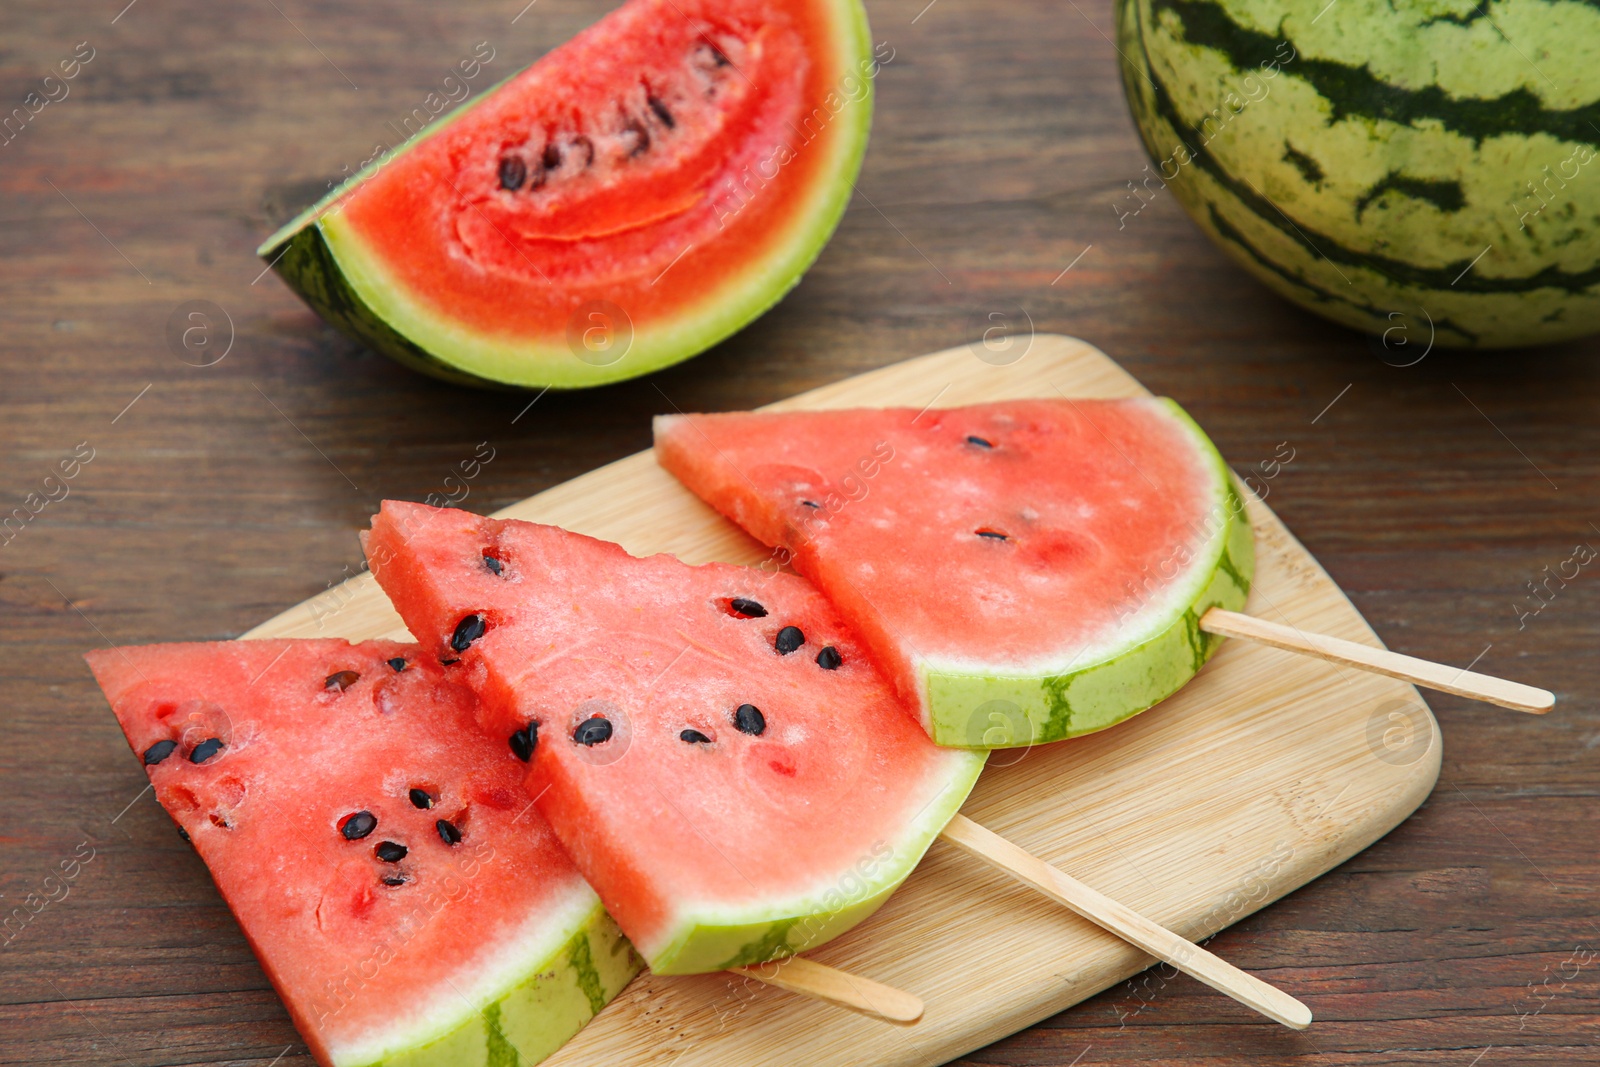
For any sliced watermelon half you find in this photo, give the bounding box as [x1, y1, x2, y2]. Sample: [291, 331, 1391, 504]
[257, 0, 875, 389]
[363, 500, 986, 975]
[86, 639, 640, 1067]
[654, 398, 1255, 748]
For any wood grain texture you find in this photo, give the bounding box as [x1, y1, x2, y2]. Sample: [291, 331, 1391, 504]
[1, 0, 1595, 1063]
[245, 334, 1438, 1065]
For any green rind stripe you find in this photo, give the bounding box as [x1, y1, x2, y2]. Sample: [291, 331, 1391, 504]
[644, 748, 985, 975]
[350, 904, 639, 1067]
[1154, 0, 1600, 146]
[1135, 2, 1600, 297]
[271, 225, 514, 390]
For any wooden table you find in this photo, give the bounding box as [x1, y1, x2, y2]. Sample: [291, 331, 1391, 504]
[1, 1, 1594, 1064]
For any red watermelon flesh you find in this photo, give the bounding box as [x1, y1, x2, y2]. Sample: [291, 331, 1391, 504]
[85, 639, 639, 1067]
[654, 398, 1255, 748]
[363, 500, 986, 975]
[258, 0, 875, 388]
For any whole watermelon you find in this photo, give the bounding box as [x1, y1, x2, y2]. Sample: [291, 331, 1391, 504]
[1115, 0, 1600, 348]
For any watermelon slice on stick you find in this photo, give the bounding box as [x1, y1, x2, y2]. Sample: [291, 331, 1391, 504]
[654, 398, 1551, 740]
[363, 500, 987, 976]
[257, 0, 875, 389]
[85, 639, 639, 1067]
[361, 501, 1311, 1028]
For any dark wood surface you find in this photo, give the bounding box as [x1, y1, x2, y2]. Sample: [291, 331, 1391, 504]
[2, 0, 1595, 1063]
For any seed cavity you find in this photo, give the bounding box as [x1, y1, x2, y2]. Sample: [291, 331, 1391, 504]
[509, 724, 537, 762]
[774, 626, 805, 655]
[727, 597, 767, 619]
[573, 135, 596, 167]
[409, 788, 434, 810]
[734, 703, 766, 736]
[341, 811, 377, 841]
[436, 819, 462, 846]
[966, 435, 994, 448]
[382, 875, 408, 887]
[387, 657, 408, 672]
[816, 646, 842, 670]
[680, 728, 711, 744]
[143, 739, 178, 766]
[573, 717, 614, 746]
[498, 155, 526, 191]
[975, 529, 1009, 541]
[647, 94, 675, 128]
[483, 554, 504, 576]
[189, 738, 224, 764]
[375, 840, 408, 863]
[623, 118, 650, 157]
[325, 670, 360, 691]
[450, 614, 487, 652]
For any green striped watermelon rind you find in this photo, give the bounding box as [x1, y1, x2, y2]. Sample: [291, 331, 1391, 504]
[644, 748, 986, 975]
[342, 893, 638, 1067]
[1116, 0, 1600, 348]
[921, 401, 1254, 749]
[256, 0, 875, 390]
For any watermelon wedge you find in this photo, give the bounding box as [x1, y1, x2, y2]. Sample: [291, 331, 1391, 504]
[653, 398, 1254, 748]
[86, 639, 639, 1067]
[257, 0, 876, 389]
[363, 500, 986, 974]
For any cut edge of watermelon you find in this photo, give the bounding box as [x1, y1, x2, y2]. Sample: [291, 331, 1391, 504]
[916, 400, 1255, 747]
[332, 886, 635, 1067]
[258, 0, 874, 390]
[642, 747, 985, 975]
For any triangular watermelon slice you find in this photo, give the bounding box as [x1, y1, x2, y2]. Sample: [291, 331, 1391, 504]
[86, 639, 639, 1067]
[653, 397, 1254, 748]
[363, 501, 986, 975]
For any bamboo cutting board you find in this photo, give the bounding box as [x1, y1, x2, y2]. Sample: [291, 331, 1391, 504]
[246, 335, 1441, 1065]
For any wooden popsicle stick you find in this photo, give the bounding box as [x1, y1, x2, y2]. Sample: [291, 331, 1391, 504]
[939, 814, 1312, 1030]
[1199, 607, 1554, 714]
[730, 955, 924, 1023]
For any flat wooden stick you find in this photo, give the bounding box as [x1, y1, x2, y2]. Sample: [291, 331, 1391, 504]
[940, 814, 1311, 1030]
[730, 956, 924, 1023]
[1200, 607, 1554, 714]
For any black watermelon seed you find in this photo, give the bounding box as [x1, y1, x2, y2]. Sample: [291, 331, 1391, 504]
[375, 840, 408, 863]
[189, 738, 224, 764]
[409, 788, 434, 810]
[387, 657, 407, 672]
[680, 728, 711, 744]
[542, 142, 562, 170]
[177, 826, 191, 843]
[734, 703, 766, 735]
[143, 739, 178, 766]
[341, 811, 377, 841]
[774, 626, 804, 655]
[976, 529, 1009, 541]
[800, 499, 821, 509]
[382, 875, 408, 887]
[436, 819, 462, 845]
[450, 614, 487, 652]
[440, 657, 460, 666]
[325, 670, 360, 691]
[483, 555, 504, 576]
[648, 95, 675, 128]
[966, 435, 994, 448]
[728, 597, 767, 618]
[498, 155, 526, 190]
[816, 646, 842, 670]
[573, 717, 613, 746]
[509, 724, 537, 762]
